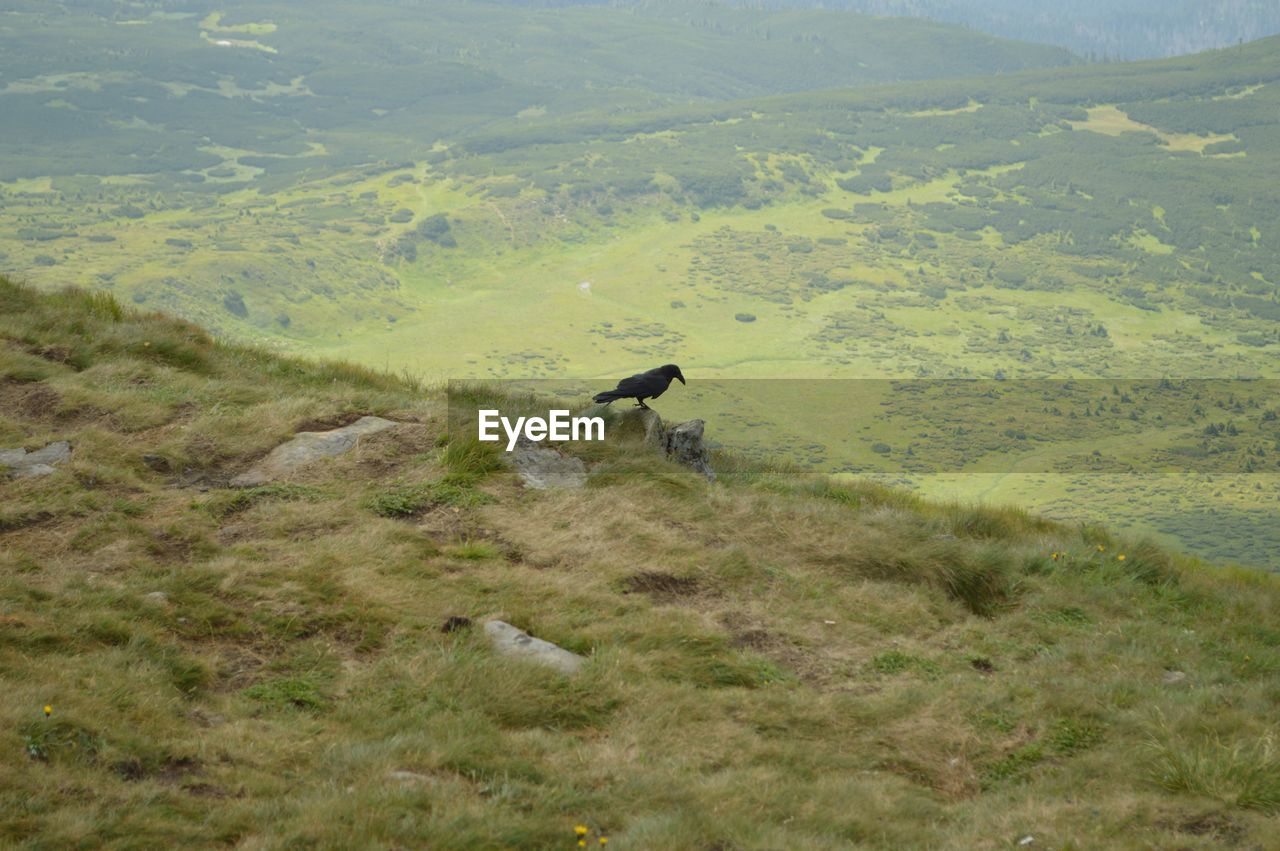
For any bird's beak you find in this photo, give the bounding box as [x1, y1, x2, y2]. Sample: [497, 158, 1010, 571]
[677, 374, 686, 385]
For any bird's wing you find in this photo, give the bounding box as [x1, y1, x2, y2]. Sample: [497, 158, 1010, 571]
[612, 372, 657, 395]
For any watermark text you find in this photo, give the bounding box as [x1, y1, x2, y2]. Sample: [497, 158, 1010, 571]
[478, 409, 605, 451]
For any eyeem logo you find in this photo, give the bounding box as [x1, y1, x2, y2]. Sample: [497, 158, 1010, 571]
[478, 409, 605, 451]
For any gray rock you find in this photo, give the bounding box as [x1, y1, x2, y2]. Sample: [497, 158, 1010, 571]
[143, 591, 170, 605]
[1, 441, 71, 478]
[0, 448, 26, 467]
[663, 419, 715, 482]
[231, 416, 397, 487]
[483, 620, 585, 675]
[1162, 670, 1187, 684]
[513, 445, 587, 489]
[607, 407, 666, 448]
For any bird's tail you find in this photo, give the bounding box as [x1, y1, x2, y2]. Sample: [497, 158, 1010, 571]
[592, 391, 624, 404]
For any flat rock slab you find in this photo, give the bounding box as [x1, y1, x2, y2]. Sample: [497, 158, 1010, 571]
[484, 620, 585, 675]
[513, 445, 587, 489]
[1, 441, 71, 478]
[231, 416, 397, 487]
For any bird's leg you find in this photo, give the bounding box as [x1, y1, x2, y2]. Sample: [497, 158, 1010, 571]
[636, 399, 650, 410]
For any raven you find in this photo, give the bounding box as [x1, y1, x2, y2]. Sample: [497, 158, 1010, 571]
[592, 364, 686, 410]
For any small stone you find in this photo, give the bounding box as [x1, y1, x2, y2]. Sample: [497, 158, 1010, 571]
[143, 591, 170, 605]
[387, 770, 435, 785]
[513, 445, 587, 490]
[1018, 836, 1034, 846]
[1162, 670, 1187, 684]
[484, 620, 585, 675]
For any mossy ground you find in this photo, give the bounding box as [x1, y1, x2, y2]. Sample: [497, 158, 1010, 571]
[1, 278, 1278, 848]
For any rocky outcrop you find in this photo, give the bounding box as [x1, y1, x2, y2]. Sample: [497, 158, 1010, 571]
[607, 408, 716, 481]
[231, 416, 397, 487]
[1, 441, 71, 478]
[662, 419, 715, 482]
[501, 407, 715, 488]
[483, 620, 585, 674]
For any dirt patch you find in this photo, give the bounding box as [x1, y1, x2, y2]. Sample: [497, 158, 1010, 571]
[114, 755, 201, 783]
[0, 379, 62, 419]
[622, 571, 701, 599]
[25, 344, 78, 367]
[0, 511, 56, 535]
[730, 628, 774, 650]
[182, 782, 236, 798]
[468, 526, 527, 563]
[157, 756, 202, 782]
[1174, 812, 1243, 841]
[970, 657, 995, 674]
[147, 530, 199, 563]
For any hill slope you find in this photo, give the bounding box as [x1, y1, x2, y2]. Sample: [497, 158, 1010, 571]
[2, 278, 1277, 847]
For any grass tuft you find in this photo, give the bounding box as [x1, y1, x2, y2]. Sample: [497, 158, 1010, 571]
[202, 483, 327, 518]
[244, 676, 329, 712]
[1149, 730, 1280, 813]
[23, 718, 104, 764]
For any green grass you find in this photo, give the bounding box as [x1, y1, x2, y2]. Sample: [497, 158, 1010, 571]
[3, 278, 1279, 846]
[1149, 726, 1280, 813]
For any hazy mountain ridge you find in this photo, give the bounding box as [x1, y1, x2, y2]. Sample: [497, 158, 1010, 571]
[739, 0, 1280, 60]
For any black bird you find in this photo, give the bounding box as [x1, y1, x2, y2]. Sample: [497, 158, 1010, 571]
[592, 364, 686, 410]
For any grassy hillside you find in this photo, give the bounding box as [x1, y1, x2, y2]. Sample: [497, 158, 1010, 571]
[3, 278, 1278, 848]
